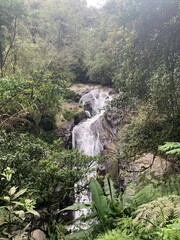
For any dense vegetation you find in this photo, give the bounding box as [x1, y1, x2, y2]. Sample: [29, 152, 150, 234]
[0, 0, 179, 239]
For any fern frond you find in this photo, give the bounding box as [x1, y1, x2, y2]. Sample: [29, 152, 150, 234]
[159, 175, 180, 196]
[133, 195, 180, 229]
[120, 183, 136, 208]
[133, 184, 160, 206]
[159, 142, 180, 156]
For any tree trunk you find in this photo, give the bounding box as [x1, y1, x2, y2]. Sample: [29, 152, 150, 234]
[13, 53, 17, 74]
[0, 41, 3, 77]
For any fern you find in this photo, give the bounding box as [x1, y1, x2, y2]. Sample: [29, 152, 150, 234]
[159, 142, 180, 156]
[159, 175, 180, 196]
[95, 228, 137, 240]
[133, 184, 161, 206]
[133, 195, 180, 229]
[160, 219, 180, 240]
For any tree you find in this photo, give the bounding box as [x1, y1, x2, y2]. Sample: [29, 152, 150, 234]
[0, 0, 25, 76]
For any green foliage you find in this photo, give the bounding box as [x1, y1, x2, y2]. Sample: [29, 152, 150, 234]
[0, 130, 93, 220]
[0, 72, 68, 132]
[66, 229, 94, 240]
[90, 179, 109, 222]
[62, 174, 180, 239]
[117, 105, 180, 158]
[103, 174, 117, 202]
[160, 219, 180, 240]
[91, 0, 180, 156]
[95, 228, 135, 240]
[0, 131, 49, 191]
[133, 195, 180, 229]
[158, 175, 180, 196]
[0, 168, 39, 239]
[119, 183, 136, 210]
[87, 52, 115, 85]
[159, 142, 180, 156]
[63, 109, 81, 121]
[0, 0, 25, 77]
[0, 0, 180, 239]
[133, 184, 161, 207]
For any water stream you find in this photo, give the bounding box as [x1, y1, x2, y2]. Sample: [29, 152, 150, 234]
[71, 88, 114, 220]
[72, 89, 113, 156]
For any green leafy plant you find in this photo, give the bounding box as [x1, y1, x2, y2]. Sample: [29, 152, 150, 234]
[159, 142, 180, 156]
[133, 195, 180, 229]
[89, 179, 109, 224]
[0, 167, 39, 240]
[160, 219, 180, 240]
[95, 228, 135, 240]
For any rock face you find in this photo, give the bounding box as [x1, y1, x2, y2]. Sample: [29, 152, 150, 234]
[62, 120, 75, 150]
[117, 153, 171, 190]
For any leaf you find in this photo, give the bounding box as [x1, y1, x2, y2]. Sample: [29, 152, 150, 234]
[133, 195, 180, 229]
[12, 189, 27, 200]
[159, 142, 180, 156]
[14, 210, 25, 219]
[0, 219, 6, 226]
[3, 196, 10, 202]
[104, 175, 117, 202]
[12, 201, 24, 206]
[61, 203, 91, 211]
[121, 183, 136, 208]
[27, 208, 40, 217]
[14, 236, 22, 240]
[89, 179, 109, 220]
[9, 186, 17, 196]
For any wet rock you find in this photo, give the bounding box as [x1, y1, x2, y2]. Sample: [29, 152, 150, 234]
[62, 121, 74, 149]
[97, 164, 106, 176]
[109, 89, 119, 95]
[85, 110, 91, 118]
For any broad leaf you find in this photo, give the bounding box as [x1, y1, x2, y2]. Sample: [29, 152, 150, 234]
[89, 179, 109, 220]
[12, 189, 27, 200]
[27, 208, 40, 217]
[104, 175, 117, 202]
[14, 210, 25, 219]
[61, 203, 91, 211]
[9, 186, 17, 196]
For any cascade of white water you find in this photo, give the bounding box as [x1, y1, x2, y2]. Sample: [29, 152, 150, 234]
[72, 89, 112, 156]
[71, 88, 113, 223]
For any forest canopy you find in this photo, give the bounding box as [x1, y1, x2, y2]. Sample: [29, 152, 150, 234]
[0, 0, 179, 239]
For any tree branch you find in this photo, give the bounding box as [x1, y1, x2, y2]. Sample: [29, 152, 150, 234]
[2, 17, 17, 67]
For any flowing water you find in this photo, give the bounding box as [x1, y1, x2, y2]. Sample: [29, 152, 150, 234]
[72, 89, 113, 156]
[71, 88, 114, 221]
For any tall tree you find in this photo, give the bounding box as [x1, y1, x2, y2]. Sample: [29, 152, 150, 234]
[0, 0, 24, 76]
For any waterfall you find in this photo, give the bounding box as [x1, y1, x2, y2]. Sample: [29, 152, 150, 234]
[72, 89, 113, 156]
[71, 88, 114, 222]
